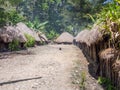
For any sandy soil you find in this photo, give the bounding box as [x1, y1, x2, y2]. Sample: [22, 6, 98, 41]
[0, 45, 104, 90]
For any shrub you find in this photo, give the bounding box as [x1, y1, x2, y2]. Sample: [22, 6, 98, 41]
[8, 39, 19, 51]
[0, 9, 25, 27]
[96, 1, 120, 49]
[24, 34, 35, 47]
[98, 77, 116, 90]
[46, 30, 59, 40]
[7, 10, 25, 25]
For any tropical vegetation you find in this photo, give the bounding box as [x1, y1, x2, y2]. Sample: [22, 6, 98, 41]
[0, 0, 120, 40]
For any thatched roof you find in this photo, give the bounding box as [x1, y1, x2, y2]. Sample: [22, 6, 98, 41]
[16, 33, 27, 43]
[88, 26, 102, 45]
[75, 29, 90, 43]
[0, 26, 27, 43]
[75, 25, 103, 46]
[80, 30, 90, 45]
[55, 32, 74, 44]
[99, 48, 118, 60]
[16, 22, 41, 42]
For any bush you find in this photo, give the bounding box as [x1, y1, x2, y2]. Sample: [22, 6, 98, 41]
[8, 39, 20, 51]
[0, 8, 7, 27]
[46, 30, 59, 40]
[98, 77, 116, 90]
[24, 34, 35, 47]
[0, 9, 25, 27]
[7, 10, 25, 25]
[96, 1, 120, 49]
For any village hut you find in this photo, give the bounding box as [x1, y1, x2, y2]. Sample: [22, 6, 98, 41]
[75, 29, 97, 60]
[0, 26, 27, 51]
[99, 48, 120, 89]
[99, 48, 118, 78]
[79, 30, 90, 55]
[73, 25, 111, 75]
[75, 30, 89, 48]
[55, 32, 74, 44]
[15, 22, 41, 44]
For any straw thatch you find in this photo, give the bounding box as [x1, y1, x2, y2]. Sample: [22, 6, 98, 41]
[75, 27, 102, 46]
[99, 48, 118, 60]
[0, 26, 27, 43]
[55, 32, 74, 44]
[74, 30, 88, 42]
[75, 29, 89, 43]
[98, 48, 118, 78]
[16, 22, 40, 42]
[88, 26, 103, 46]
[112, 60, 120, 72]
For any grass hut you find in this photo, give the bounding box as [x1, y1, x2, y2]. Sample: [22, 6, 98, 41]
[75, 30, 89, 48]
[0, 26, 27, 51]
[99, 48, 120, 89]
[88, 28, 102, 62]
[99, 48, 118, 78]
[55, 32, 74, 44]
[74, 25, 110, 76]
[16, 22, 41, 45]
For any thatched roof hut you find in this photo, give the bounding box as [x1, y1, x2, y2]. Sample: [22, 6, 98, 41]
[75, 25, 105, 46]
[80, 30, 90, 45]
[0, 26, 27, 43]
[16, 22, 40, 42]
[88, 26, 103, 46]
[75, 29, 90, 43]
[55, 32, 74, 44]
[99, 48, 120, 88]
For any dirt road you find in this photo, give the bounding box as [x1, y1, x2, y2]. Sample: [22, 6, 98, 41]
[0, 45, 103, 90]
[0, 45, 80, 90]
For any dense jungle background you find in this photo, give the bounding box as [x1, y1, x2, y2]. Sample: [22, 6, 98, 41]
[0, 0, 107, 40]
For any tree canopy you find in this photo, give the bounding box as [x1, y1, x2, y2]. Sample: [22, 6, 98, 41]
[0, 0, 114, 39]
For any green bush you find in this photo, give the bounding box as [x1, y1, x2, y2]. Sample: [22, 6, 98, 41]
[24, 34, 35, 47]
[98, 77, 116, 90]
[96, 1, 120, 49]
[8, 39, 19, 51]
[0, 9, 25, 27]
[0, 9, 7, 27]
[7, 10, 25, 25]
[46, 30, 59, 40]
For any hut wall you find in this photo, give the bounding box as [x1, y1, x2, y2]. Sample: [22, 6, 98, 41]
[111, 62, 120, 90]
[0, 42, 9, 52]
[75, 36, 120, 89]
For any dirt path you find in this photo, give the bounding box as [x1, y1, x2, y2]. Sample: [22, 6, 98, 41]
[0, 45, 80, 90]
[0, 45, 103, 90]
